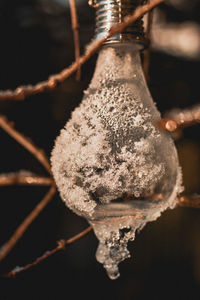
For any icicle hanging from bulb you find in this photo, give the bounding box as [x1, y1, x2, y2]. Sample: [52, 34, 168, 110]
[51, 0, 183, 280]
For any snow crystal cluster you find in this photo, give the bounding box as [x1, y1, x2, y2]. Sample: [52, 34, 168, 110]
[51, 45, 183, 279]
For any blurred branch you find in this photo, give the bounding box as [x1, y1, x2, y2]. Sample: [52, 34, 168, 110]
[0, 116, 51, 173]
[5, 225, 92, 277]
[177, 195, 200, 208]
[0, 172, 53, 186]
[158, 104, 200, 132]
[69, 0, 81, 81]
[151, 9, 200, 60]
[0, 0, 163, 101]
[143, 6, 154, 83]
[0, 185, 56, 262]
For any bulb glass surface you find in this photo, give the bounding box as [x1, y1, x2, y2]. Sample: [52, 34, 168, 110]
[51, 44, 183, 279]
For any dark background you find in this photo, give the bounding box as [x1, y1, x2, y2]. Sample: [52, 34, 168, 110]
[0, 0, 200, 299]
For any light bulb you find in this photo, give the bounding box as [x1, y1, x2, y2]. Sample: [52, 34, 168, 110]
[51, 0, 183, 280]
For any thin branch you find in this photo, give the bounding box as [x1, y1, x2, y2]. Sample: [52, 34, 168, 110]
[177, 195, 200, 209]
[0, 0, 163, 101]
[69, 0, 81, 81]
[0, 185, 56, 262]
[158, 104, 200, 132]
[5, 225, 92, 277]
[0, 172, 53, 186]
[0, 116, 51, 173]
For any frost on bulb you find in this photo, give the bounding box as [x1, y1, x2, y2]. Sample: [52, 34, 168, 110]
[51, 45, 183, 280]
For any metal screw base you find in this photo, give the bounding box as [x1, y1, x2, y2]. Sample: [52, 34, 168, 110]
[91, 0, 147, 47]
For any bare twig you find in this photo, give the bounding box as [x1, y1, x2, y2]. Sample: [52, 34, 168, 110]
[0, 0, 163, 101]
[0, 172, 53, 186]
[0, 116, 51, 173]
[5, 225, 92, 277]
[69, 0, 81, 81]
[177, 195, 200, 209]
[0, 185, 56, 262]
[158, 104, 200, 132]
[0, 116, 55, 261]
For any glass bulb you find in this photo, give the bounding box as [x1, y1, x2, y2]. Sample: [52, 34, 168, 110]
[51, 44, 183, 279]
